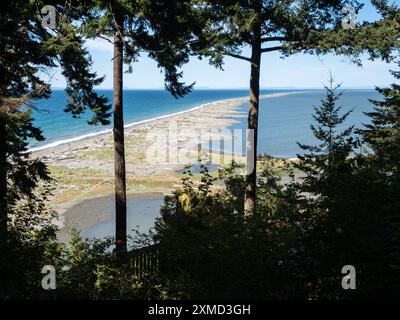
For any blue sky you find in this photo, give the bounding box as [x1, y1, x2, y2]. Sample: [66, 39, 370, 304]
[49, 1, 399, 90]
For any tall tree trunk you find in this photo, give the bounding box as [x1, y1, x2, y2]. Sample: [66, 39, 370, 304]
[244, 26, 262, 217]
[0, 61, 7, 236]
[0, 114, 7, 237]
[113, 12, 127, 254]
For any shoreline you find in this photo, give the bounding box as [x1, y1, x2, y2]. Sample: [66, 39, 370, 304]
[29, 91, 302, 154]
[31, 91, 304, 239]
[57, 192, 165, 242]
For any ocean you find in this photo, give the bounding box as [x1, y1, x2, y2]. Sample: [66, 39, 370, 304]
[29, 89, 381, 157]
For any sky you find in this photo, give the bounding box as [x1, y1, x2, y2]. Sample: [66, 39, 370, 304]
[49, 1, 399, 90]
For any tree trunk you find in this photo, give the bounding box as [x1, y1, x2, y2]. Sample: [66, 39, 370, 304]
[244, 27, 262, 217]
[0, 114, 7, 237]
[0, 59, 7, 236]
[113, 12, 127, 254]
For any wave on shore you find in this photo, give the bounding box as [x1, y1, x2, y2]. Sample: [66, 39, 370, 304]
[28, 91, 300, 153]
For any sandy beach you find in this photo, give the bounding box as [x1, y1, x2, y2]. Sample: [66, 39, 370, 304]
[31, 92, 301, 238]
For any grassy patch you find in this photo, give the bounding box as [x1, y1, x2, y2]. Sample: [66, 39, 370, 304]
[49, 165, 108, 179]
[74, 148, 114, 163]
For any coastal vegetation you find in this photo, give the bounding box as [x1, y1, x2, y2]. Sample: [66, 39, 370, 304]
[0, 0, 399, 300]
[192, 0, 399, 216]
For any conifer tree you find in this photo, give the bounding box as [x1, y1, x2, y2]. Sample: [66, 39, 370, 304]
[291, 75, 400, 297]
[360, 61, 400, 293]
[77, 0, 195, 254]
[0, 0, 112, 297]
[362, 61, 400, 172]
[0, 0, 111, 239]
[295, 78, 357, 194]
[195, 0, 399, 215]
[292, 79, 360, 297]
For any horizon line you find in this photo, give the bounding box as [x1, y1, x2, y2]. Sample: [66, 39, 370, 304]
[50, 86, 377, 91]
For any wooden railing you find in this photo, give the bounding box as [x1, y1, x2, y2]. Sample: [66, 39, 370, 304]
[128, 244, 159, 278]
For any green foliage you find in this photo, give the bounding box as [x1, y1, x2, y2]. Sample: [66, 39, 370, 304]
[55, 229, 162, 300]
[0, 106, 60, 300]
[359, 60, 400, 294]
[153, 161, 305, 299]
[56, 23, 111, 126]
[0, 0, 111, 298]
[190, 0, 399, 217]
[286, 78, 400, 298]
[0, 0, 112, 242]
[0, 191, 62, 299]
[5, 109, 51, 203]
[192, 0, 397, 67]
[284, 1, 400, 64]
[0, 0, 112, 124]
[77, 0, 196, 98]
[294, 77, 358, 198]
[148, 80, 400, 299]
[288, 79, 363, 298]
[362, 61, 400, 172]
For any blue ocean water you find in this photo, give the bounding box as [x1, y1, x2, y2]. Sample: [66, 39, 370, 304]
[208, 89, 381, 158]
[30, 89, 274, 150]
[30, 89, 380, 157]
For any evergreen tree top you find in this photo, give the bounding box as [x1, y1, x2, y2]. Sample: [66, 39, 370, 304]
[74, 0, 198, 98]
[294, 76, 358, 192]
[192, 0, 399, 67]
[362, 60, 400, 170]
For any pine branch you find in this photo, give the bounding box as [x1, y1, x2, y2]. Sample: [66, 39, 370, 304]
[261, 36, 289, 42]
[261, 46, 284, 53]
[217, 49, 251, 62]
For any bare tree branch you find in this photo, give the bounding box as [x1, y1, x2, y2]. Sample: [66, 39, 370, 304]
[218, 49, 251, 62]
[97, 35, 113, 44]
[261, 46, 283, 53]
